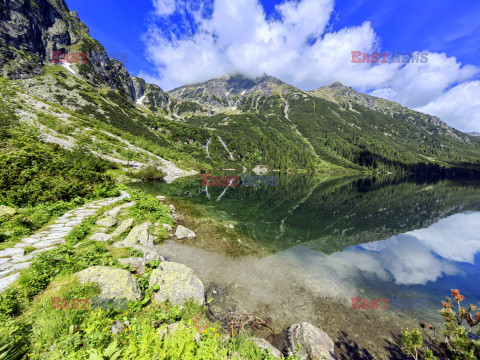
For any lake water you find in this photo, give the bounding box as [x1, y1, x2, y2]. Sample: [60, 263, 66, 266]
[131, 174, 480, 358]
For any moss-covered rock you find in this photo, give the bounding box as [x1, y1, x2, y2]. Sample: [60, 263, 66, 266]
[149, 261, 204, 306]
[124, 221, 154, 246]
[75, 266, 142, 301]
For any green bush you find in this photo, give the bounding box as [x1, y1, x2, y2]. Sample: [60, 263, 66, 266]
[400, 289, 480, 359]
[0, 137, 118, 207]
[133, 165, 166, 181]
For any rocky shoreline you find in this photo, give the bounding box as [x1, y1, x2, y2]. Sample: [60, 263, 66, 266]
[0, 190, 338, 359]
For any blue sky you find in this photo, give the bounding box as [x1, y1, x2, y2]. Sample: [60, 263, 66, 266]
[66, 0, 480, 131]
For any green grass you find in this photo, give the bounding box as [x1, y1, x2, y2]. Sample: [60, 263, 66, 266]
[0, 191, 294, 359]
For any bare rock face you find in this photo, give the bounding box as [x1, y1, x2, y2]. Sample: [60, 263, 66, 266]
[0, 0, 169, 105]
[149, 261, 204, 306]
[286, 322, 336, 360]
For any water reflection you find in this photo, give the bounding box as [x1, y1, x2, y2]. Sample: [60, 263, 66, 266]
[132, 174, 480, 357]
[132, 174, 480, 256]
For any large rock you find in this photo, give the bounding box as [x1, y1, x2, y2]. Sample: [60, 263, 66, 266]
[124, 222, 155, 246]
[149, 262, 204, 306]
[75, 266, 142, 301]
[96, 216, 117, 227]
[253, 338, 283, 358]
[175, 225, 196, 239]
[286, 322, 336, 360]
[131, 245, 165, 261]
[0, 206, 16, 217]
[111, 218, 134, 238]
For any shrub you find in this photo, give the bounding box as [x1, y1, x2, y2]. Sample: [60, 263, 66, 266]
[400, 289, 480, 359]
[133, 165, 166, 181]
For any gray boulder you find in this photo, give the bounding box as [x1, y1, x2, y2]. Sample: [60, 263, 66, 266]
[131, 245, 165, 261]
[286, 322, 336, 360]
[0, 206, 16, 217]
[253, 338, 283, 358]
[149, 262, 204, 306]
[124, 222, 155, 246]
[175, 225, 196, 239]
[96, 216, 118, 228]
[89, 233, 111, 242]
[75, 266, 142, 301]
[111, 320, 129, 334]
[111, 218, 134, 238]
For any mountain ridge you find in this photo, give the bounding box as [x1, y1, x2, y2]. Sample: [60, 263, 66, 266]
[1, 0, 480, 176]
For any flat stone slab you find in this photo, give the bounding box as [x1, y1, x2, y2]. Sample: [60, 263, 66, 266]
[51, 227, 73, 232]
[111, 218, 134, 238]
[107, 201, 135, 217]
[0, 248, 25, 258]
[89, 233, 111, 242]
[0, 262, 12, 272]
[22, 238, 40, 244]
[66, 220, 83, 227]
[0, 273, 20, 294]
[33, 239, 65, 249]
[96, 216, 117, 227]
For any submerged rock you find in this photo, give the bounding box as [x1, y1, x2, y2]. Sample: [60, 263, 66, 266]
[286, 322, 336, 360]
[149, 261, 204, 306]
[175, 225, 196, 239]
[75, 266, 142, 301]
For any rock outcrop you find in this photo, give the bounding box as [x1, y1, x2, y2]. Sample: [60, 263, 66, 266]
[75, 266, 142, 301]
[124, 222, 155, 246]
[149, 261, 204, 306]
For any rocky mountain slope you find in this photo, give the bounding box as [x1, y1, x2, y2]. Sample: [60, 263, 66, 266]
[1, 0, 480, 176]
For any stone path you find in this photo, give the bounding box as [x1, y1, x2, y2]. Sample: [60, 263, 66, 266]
[0, 191, 130, 293]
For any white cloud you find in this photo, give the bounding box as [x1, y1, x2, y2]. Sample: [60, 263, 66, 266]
[405, 212, 480, 263]
[415, 81, 480, 132]
[152, 0, 176, 16]
[142, 0, 480, 131]
[355, 212, 480, 285]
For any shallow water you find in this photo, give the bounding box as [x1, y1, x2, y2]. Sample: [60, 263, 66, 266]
[131, 174, 480, 358]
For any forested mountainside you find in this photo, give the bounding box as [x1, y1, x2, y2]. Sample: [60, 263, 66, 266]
[1, 0, 480, 175]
